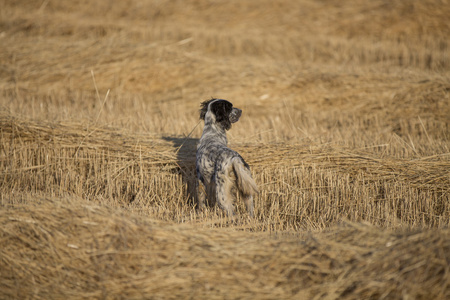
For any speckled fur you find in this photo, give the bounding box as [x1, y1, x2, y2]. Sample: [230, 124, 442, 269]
[196, 98, 258, 217]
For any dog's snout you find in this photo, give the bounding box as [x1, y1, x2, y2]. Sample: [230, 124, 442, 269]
[230, 108, 242, 123]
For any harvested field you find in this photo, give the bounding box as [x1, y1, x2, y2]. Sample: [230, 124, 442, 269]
[1, 198, 449, 299]
[1, 0, 449, 298]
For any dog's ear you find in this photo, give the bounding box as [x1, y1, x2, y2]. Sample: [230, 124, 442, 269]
[211, 100, 232, 131]
[199, 98, 214, 120]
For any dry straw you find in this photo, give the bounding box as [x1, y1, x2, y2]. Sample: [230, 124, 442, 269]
[1, 0, 450, 298]
[1, 197, 449, 299]
[1, 114, 449, 230]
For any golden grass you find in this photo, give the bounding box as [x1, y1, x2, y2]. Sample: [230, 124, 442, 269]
[1, 0, 450, 298]
[2, 114, 448, 230]
[1, 198, 449, 299]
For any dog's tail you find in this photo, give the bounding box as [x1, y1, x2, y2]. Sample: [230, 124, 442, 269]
[232, 157, 258, 196]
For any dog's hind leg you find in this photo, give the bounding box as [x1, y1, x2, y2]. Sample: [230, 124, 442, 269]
[215, 172, 235, 217]
[196, 179, 206, 210]
[242, 195, 254, 217]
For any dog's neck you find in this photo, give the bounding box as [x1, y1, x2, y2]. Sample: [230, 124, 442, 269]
[200, 119, 228, 146]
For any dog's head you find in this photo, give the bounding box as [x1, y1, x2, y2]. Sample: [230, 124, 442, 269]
[199, 98, 242, 131]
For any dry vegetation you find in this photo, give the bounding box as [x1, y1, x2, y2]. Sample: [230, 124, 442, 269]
[1, 0, 449, 298]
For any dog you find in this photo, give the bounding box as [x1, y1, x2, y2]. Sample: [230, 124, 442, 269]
[196, 98, 258, 217]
